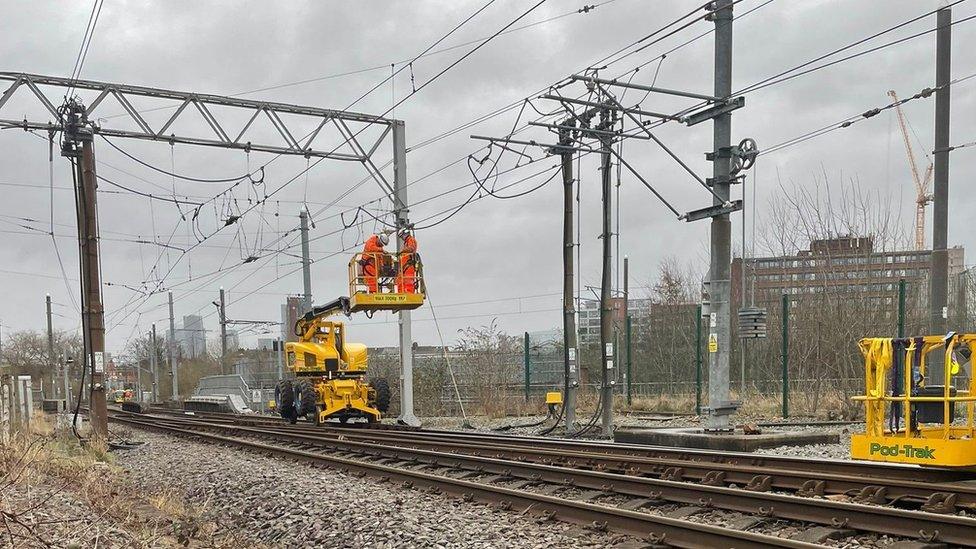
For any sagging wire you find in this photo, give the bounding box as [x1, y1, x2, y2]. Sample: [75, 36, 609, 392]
[101, 135, 262, 184]
[67, 156, 90, 443]
[469, 154, 561, 199]
[47, 132, 80, 312]
[425, 289, 471, 429]
[169, 143, 185, 219]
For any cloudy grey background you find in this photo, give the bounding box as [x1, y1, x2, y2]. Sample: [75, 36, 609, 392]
[1, 0, 974, 356]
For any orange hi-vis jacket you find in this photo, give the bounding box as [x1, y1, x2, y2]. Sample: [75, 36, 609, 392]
[364, 234, 385, 254]
[399, 234, 418, 293]
[362, 234, 386, 292]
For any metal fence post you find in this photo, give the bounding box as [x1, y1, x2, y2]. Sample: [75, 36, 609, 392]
[695, 304, 702, 416]
[1, 384, 9, 445]
[523, 332, 530, 402]
[897, 278, 906, 338]
[626, 315, 633, 406]
[781, 294, 789, 418]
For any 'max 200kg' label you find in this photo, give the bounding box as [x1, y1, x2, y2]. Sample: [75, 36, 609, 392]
[869, 442, 936, 459]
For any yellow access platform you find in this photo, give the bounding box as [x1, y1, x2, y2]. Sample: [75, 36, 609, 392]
[277, 251, 425, 424]
[347, 252, 425, 312]
[851, 333, 976, 468]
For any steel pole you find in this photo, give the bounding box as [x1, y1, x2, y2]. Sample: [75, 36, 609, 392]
[626, 315, 633, 406]
[781, 294, 789, 419]
[898, 278, 907, 338]
[695, 305, 703, 416]
[62, 355, 71, 411]
[930, 6, 951, 361]
[219, 287, 227, 375]
[168, 290, 178, 400]
[46, 294, 55, 398]
[135, 359, 142, 403]
[623, 256, 630, 406]
[705, 0, 736, 431]
[392, 120, 419, 426]
[151, 323, 159, 403]
[300, 210, 312, 314]
[523, 332, 530, 401]
[599, 126, 614, 437]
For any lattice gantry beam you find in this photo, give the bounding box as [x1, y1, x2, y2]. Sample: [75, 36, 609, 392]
[0, 72, 396, 160]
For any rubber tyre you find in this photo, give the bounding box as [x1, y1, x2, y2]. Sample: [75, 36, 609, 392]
[296, 380, 319, 420]
[372, 378, 391, 414]
[276, 380, 298, 424]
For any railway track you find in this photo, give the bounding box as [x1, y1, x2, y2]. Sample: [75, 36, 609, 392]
[130, 408, 976, 509]
[110, 409, 976, 547]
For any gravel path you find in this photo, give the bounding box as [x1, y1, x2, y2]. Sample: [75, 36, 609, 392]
[115, 430, 638, 548]
[756, 425, 860, 460]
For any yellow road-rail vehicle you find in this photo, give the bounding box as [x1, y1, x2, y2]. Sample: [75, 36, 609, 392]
[275, 251, 424, 424]
[851, 333, 976, 468]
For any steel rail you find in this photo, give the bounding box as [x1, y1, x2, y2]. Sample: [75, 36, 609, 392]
[120, 415, 976, 546]
[191, 416, 976, 510]
[111, 415, 821, 549]
[126, 408, 976, 490]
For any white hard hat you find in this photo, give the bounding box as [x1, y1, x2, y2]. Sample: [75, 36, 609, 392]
[378, 233, 389, 246]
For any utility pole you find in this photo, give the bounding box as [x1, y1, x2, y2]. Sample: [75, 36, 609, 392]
[46, 294, 55, 398]
[62, 103, 108, 438]
[559, 128, 578, 434]
[300, 210, 313, 313]
[704, 0, 737, 432]
[80, 128, 107, 434]
[392, 120, 419, 426]
[62, 354, 71, 410]
[134, 359, 142, 402]
[623, 256, 629, 401]
[168, 290, 178, 400]
[599, 107, 615, 437]
[150, 323, 159, 403]
[930, 4, 951, 361]
[219, 287, 227, 375]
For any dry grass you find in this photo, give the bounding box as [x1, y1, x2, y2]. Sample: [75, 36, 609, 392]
[478, 387, 861, 420]
[0, 413, 249, 548]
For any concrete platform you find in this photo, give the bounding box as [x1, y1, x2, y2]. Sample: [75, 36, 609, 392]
[614, 427, 839, 452]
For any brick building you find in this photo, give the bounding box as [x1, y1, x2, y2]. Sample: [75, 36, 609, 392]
[732, 236, 966, 312]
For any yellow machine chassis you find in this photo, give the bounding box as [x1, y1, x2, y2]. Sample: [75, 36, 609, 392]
[312, 377, 381, 423]
[851, 334, 976, 468]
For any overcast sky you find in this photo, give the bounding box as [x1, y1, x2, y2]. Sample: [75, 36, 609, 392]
[1, 0, 974, 357]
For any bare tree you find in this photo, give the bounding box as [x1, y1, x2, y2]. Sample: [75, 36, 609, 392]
[748, 171, 913, 416]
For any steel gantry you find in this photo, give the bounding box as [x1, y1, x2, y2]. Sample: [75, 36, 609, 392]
[0, 71, 421, 433]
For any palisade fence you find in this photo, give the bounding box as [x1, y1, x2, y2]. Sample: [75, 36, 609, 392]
[368, 274, 975, 419]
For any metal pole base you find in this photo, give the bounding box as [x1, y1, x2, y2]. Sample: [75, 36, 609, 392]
[397, 413, 421, 427]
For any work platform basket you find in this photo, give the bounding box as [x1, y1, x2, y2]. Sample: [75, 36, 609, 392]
[851, 334, 976, 468]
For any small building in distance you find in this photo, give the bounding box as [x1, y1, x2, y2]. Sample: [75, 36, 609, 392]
[171, 315, 207, 360]
[281, 296, 303, 342]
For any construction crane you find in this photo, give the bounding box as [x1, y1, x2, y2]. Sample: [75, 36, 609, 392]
[888, 90, 934, 251]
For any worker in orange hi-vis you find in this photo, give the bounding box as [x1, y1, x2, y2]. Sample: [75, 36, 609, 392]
[361, 232, 389, 293]
[397, 229, 418, 293]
